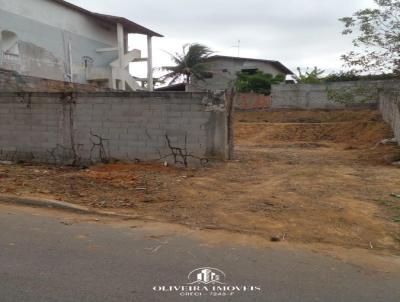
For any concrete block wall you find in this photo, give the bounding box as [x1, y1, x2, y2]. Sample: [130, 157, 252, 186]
[0, 91, 229, 165]
[271, 84, 345, 109]
[270, 80, 400, 110]
[379, 89, 400, 145]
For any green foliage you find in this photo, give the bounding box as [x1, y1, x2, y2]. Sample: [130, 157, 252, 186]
[296, 67, 325, 83]
[161, 43, 214, 85]
[324, 71, 360, 82]
[324, 71, 398, 82]
[339, 0, 400, 75]
[234, 71, 285, 95]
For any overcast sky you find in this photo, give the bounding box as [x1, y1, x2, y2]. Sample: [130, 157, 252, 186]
[68, 0, 375, 77]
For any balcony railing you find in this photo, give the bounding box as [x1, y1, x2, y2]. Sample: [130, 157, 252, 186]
[0, 51, 21, 71]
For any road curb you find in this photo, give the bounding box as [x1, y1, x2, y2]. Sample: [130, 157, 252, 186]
[0, 195, 94, 213]
[0, 194, 141, 219]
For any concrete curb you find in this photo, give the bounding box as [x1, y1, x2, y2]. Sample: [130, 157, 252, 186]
[0, 195, 141, 219]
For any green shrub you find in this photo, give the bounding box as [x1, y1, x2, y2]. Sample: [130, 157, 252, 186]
[235, 71, 284, 95]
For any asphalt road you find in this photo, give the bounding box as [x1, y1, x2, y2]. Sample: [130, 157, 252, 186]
[0, 205, 399, 302]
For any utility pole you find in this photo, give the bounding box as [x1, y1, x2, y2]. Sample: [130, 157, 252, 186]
[232, 40, 241, 57]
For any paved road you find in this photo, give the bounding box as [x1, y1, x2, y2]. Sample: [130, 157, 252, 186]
[0, 205, 399, 302]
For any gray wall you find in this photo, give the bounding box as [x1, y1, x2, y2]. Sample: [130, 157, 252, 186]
[190, 58, 286, 92]
[271, 83, 341, 109]
[0, 92, 229, 165]
[379, 89, 400, 144]
[0, 7, 117, 83]
[269, 81, 398, 110]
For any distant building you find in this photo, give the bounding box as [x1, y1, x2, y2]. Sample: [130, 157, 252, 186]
[189, 55, 294, 92]
[0, 0, 162, 91]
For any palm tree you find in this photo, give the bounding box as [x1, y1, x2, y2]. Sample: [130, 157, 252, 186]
[161, 43, 213, 85]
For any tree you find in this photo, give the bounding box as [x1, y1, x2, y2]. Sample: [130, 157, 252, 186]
[234, 71, 285, 95]
[339, 0, 400, 75]
[323, 71, 397, 82]
[161, 43, 214, 85]
[296, 67, 325, 83]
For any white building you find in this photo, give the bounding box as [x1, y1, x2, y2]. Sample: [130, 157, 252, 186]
[0, 0, 163, 91]
[190, 55, 293, 91]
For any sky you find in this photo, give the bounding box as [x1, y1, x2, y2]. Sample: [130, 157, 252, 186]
[68, 0, 376, 78]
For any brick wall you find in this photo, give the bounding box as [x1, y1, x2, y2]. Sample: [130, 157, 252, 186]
[0, 68, 107, 93]
[0, 91, 229, 165]
[234, 93, 272, 111]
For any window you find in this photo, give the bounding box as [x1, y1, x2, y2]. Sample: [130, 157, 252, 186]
[241, 68, 258, 75]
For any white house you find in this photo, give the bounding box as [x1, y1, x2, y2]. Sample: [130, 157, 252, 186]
[0, 0, 163, 91]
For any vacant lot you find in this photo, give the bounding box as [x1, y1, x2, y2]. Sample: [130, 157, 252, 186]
[1, 109, 400, 252]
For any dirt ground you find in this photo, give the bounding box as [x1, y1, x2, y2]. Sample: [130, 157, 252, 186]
[1, 109, 400, 253]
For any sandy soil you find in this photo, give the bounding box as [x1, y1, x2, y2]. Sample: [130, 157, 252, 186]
[1, 109, 400, 253]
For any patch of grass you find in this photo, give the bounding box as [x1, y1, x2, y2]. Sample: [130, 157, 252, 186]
[392, 217, 400, 223]
[373, 199, 400, 224]
[291, 117, 322, 123]
[374, 199, 394, 207]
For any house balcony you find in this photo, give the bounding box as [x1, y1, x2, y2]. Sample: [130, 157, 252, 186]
[0, 51, 21, 72]
[89, 48, 148, 91]
[86, 66, 111, 82]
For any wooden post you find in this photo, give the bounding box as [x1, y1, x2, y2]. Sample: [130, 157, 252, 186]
[226, 89, 235, 160]
[147, 35, 154, 91]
